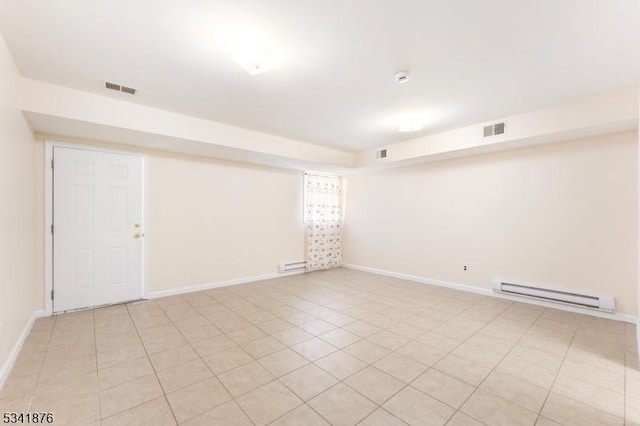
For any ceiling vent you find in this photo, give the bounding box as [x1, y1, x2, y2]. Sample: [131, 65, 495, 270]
[376, 149, 388, 159]
[483, 122, 506, 137]
[105, 81, 137, 95]
[120, 85, 137, 95]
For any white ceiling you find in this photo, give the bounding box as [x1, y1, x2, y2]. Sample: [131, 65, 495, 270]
[1, 0, 639, 151]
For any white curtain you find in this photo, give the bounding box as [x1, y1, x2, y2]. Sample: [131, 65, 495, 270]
[304, 173, 342, 271]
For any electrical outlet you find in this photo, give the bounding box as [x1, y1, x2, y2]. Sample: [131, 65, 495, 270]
[463, 265, 468, 271]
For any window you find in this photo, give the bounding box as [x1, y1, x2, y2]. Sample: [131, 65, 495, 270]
[304, 172, 342, 270]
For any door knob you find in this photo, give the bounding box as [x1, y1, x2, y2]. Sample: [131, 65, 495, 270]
[134, 233, 142, 239]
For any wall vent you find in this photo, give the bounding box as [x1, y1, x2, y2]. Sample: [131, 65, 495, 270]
[105, 81, 137, 95]
[279, 261, 307, 273]
[376, 149, 388, 159]
[493, 281, 615, 312]
[483, 122, 506, 137]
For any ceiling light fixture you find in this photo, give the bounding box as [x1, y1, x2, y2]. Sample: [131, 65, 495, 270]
[231, 42, 281, 75]
[398, 116, 424, 132]
[218, 29, 282, 75]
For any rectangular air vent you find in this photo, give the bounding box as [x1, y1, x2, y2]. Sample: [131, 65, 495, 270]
[483, 122, 506, 137]
[105, 81, 137, 95]
[376, 149, 387, 159]
[105, 82, 121, 91]
[120, 86, 137, 95]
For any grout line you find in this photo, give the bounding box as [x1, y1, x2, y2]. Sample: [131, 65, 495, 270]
[351, 293, 512, 425]
[355, 407, 410, 426]
[92, 309, 102, 424]
[176, 274, 400, 425]
[447, 305, 547, 424]
[240, 276, 480, 420]
[288, 277, 494, 423]
[537, 315, 581, 422]
[25, 315, 57, 412]
[254, 285, 497, 425]
[153, 298, 258, 425]
[230, 271, 624, 424]
[536, 318, 629, 422]
[123, 303, 180, 426]
[624, 328, 631, 425]
[19, 269, 632, 425]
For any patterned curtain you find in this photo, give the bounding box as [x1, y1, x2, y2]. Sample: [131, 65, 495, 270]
[305, 173, 342, 271]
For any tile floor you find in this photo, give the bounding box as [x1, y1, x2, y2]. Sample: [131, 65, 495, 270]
[0, 268, 638, 425]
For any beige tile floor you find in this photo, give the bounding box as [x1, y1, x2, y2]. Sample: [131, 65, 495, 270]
[0, 268, 638, 425]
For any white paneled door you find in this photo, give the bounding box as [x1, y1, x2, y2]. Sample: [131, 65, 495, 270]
[53, 147, 144, 312]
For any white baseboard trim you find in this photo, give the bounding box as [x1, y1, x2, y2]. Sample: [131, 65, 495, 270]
[0, 310, 47, 391]
[342, 263, 638, 324]
[146, 271, 304, 299]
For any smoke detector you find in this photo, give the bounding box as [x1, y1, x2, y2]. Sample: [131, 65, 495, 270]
[394, 70, 411, 84]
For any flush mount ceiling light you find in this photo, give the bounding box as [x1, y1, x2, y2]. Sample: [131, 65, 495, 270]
[218, 28, 282, 75]
[231, 42, 281, 75]
[398, 115, 425, 132]
[392, 70, 424, 131]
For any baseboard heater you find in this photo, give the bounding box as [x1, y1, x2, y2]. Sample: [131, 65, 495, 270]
[492, 281, 615, 312]
[279, 261, 307, 273]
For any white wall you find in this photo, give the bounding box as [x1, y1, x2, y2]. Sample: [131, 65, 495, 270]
[355, 87, 638, 168]
[146, 152, 305, 293]
[33, 138, 305, 306]
[22, 78, 353, 169]
[344, 131, 638, 315]
[0, 34, 36, 380]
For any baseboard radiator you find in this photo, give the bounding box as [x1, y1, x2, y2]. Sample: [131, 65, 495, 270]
[492, 281, 615, 312]
[279, 261, 307, 273]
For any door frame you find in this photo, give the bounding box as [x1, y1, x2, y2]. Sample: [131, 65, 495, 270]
[44, 140, 149, 315]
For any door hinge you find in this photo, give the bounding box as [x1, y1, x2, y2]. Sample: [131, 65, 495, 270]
[51, 224, 54, 235]
[51, 159, 54, 169]
[51, 290, 54, 300]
